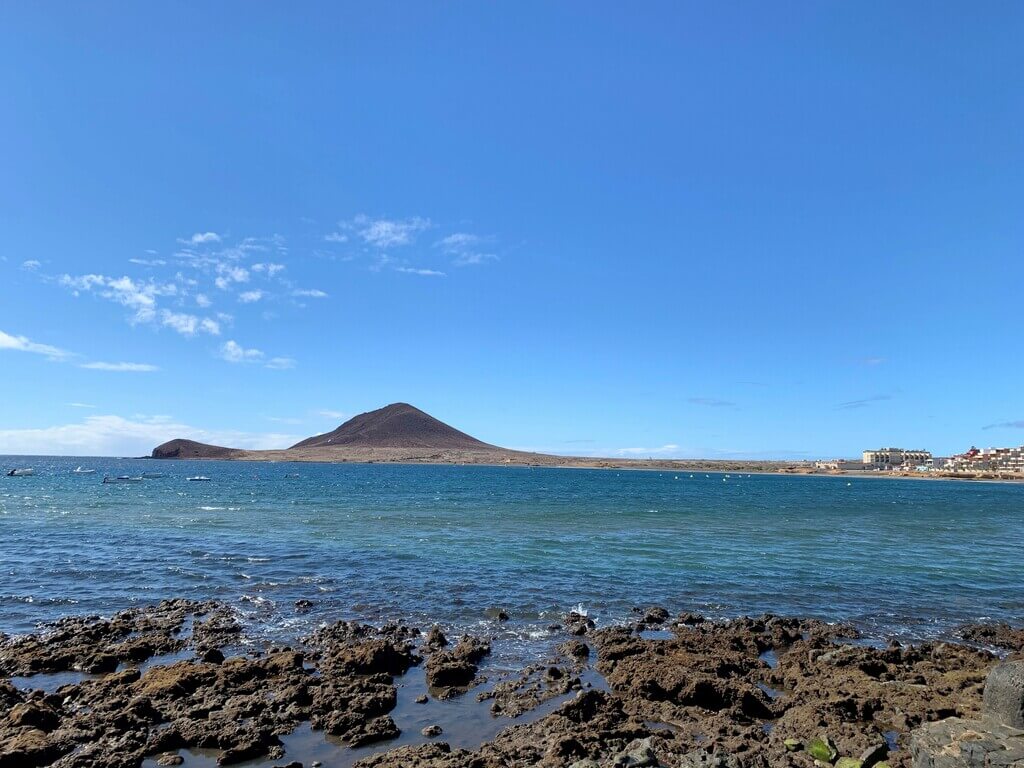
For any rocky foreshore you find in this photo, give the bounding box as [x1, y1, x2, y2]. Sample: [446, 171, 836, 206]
[1, 600, 1021, 768]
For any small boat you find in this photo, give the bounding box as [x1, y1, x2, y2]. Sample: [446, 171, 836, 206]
[72, 466, 96, 475]
[187, 476, 212, 482]
[141, 472, 165, 479]
[7, 468, 35, 477]
[102, 475, 143, 484]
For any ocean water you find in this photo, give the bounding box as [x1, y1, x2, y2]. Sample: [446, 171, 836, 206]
[2, 456, 1023, 657]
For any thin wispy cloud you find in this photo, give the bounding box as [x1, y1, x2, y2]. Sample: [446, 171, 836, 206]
[836, 394, 892, 410]
[437, 232, 498, 267]
[292, 288, 328, 298]
[395, 266, 445, 277]
[238, 290, 265, 304]
[982, 420, 1024, 430]
[688, 397, 736, 408]
[318, 409, 346, 420]
[179, 232, 222, 245]
[323, 232, 348, 243]
[251, 262, 285, 276]
[265, 356, 296, 370]
[0, 329, 72, 361]
[861, 356, 885, 366]
[67, 402, 97, 409]
[344, 214, 431, 249]
[80, 361, 159, 372]
[21, 259, 42, 270]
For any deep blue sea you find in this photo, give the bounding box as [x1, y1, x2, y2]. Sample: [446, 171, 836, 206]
[3, 456, 1023, 659]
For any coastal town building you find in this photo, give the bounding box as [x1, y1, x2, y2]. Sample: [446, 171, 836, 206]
[814, 459, 869, 470]
[862, 448, 932, 468]
[948, 445, 1024, 473]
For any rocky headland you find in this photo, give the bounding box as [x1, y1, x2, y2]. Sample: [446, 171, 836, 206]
[2, 601, 1021, 768]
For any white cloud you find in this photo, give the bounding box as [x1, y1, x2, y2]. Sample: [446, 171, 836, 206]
[80, 362, 159, 372]
[21, 259, 42, 270]
[348, 215, 431, 249]
[220, 340, 264, 363]
[615, 444, 682, 457]
[0, 414, 300, 457]
[318, 410, 346, 420]
[67, 402, 97, 409]
[395, 266, 446, 277]
[128, 258, 167, 266]
[160, 310, 220, 336]
[238, 290, 265, 304]
[0, 330, 71, 361]
[324, 232, 348, 243]
[180, 232, 222, 245]
[195, 293, 212, 308]
[437, 232, 498, 267]
[265, 356, 296, 370]
[292, 288, 328, 298]
[215, 264, 249, 289]
[252, 263, 285, 276]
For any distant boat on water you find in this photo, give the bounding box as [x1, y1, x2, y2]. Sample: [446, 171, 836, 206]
[103, 475, 142, 484]
[187, 476, 212, 482]
[6, 468, 35, 477]
[72, 467, 96, 475]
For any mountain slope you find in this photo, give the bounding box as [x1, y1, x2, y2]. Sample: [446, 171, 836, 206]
[290, 403, 495, 451]
[151, 438, 242, 460]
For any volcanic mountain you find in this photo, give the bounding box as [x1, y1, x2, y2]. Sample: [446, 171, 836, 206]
[291, 403, 495, 451]
[151, 403, 502, 460]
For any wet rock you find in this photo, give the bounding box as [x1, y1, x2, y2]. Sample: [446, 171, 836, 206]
[859, 740, 890, 767]
[496, 610, 510, 622]
[294, 599, 314, 612]
[201, 647, 225, 664]
[677, 750, 742, 768]
[559, 639, 591, 661]
[156, 755, 184, 766]
[566, 611, 596, 636]
[643, 607, 670, 625]
[423, 636, 490, 695]
[960, 623, 1024, 654]
[425, 625, 448, 649]
[422, 724, 443, 737]
[351, 741, 477, 767]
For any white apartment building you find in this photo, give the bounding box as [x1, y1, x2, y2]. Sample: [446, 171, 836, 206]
[862, 448, 932, 467]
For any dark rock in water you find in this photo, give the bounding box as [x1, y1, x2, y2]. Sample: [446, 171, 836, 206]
[643, 606, 670, 625]
[565, 611, 596, 636]
[414, 694, 429, 704]
[678, 611, 706, 626]
[983, 661, 1024, 728]
[156, 755, 184, 766]
[961, 623, 1024, 654]
[424, 636, 491, 694]
[422, 724, 443, 737]
[496, 609, 510, 622]
[294, 599, 314, 613]
[201, 647, 225, 664]
[425, 624, 448, 649]
[559, 639, 591, 660]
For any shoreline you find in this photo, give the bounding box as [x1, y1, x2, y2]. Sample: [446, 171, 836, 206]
[2, 599, 1022, 768]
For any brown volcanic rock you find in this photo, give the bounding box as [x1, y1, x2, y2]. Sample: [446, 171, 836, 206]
[151, 439, 241, 460]
[290, 403, 495, 451]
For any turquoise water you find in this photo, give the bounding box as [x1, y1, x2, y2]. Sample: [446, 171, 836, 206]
[2, 456, 1023, 653]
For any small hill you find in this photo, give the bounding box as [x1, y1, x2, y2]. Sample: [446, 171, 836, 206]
[151, 438, 241, 460]
[290, 403, 495, 451]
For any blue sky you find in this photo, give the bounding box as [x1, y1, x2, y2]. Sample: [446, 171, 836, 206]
[1, 2, 1021, 458]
